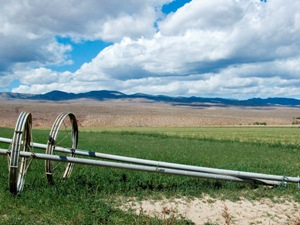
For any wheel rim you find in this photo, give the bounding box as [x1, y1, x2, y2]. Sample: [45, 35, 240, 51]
[45, 112, 78, 184]
[9, 112, 32, 194]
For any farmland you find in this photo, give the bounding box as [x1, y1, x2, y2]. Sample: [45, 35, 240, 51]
[1, 100, 300, 224]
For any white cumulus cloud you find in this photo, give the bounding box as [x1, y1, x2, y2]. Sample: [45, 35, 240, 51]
[5, 0, 300, 99]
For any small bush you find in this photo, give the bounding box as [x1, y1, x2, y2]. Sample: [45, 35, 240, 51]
[253, 122, 267, 125]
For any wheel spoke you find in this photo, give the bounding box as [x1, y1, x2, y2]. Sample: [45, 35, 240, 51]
[56, 129, 72, 146]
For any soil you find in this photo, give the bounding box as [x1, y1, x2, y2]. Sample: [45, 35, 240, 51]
[120, 195, 300, 225]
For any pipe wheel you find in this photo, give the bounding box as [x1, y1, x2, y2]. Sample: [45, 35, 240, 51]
[9, 112, 32, 194]
[45, 112, 78, 184]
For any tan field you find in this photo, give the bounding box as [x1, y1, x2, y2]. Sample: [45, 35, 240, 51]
[1, 99, 300, 128]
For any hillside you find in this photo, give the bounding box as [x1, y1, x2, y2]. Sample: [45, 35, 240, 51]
[1, 90, 300, 107]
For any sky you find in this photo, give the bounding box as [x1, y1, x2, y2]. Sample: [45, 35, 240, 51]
[0, 0, 300, 99]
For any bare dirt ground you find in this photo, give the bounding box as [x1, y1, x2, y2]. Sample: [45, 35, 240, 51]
[1, 99, 300, 127]
[120, 195, 300, 225]
[1, 99, 300, 224]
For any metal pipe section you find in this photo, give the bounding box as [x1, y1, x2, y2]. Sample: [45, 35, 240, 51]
[0, 148, 283, 186]
[72, 149, 299, 183]
[0, 137, 299, 183]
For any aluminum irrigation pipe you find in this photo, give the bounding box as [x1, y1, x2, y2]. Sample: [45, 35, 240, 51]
[0, 137, 299, 184]
[0, 148, 283, 186]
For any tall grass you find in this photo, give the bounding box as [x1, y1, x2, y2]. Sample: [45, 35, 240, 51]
[1, 127, 300, 224]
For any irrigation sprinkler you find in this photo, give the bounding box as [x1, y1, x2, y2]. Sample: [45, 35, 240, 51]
[0, 111, 299, 194]
[0, 136, 298, 184]
[0, 148, 282, 186]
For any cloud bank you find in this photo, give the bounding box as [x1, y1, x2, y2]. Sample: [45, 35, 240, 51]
[1, 0, 300, 99]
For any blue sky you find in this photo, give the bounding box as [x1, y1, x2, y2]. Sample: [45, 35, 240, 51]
[0, 0, 299, 99]
[50, 37, 112, 72]
[50, 0, 191, 73]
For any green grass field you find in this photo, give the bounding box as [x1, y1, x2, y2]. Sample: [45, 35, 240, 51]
[81, 126, 300, 146]
[1, 126, 300, 224]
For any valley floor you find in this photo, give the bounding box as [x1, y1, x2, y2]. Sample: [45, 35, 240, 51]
[1, 99, 300, 127]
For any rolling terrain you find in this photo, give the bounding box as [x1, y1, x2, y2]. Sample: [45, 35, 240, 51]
[1, 98, 300, 128]
[1, 90, 300, 128]
[2, 90, 300, 107]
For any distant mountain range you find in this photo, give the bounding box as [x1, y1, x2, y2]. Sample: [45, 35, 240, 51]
[1, 90, 300, 107]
